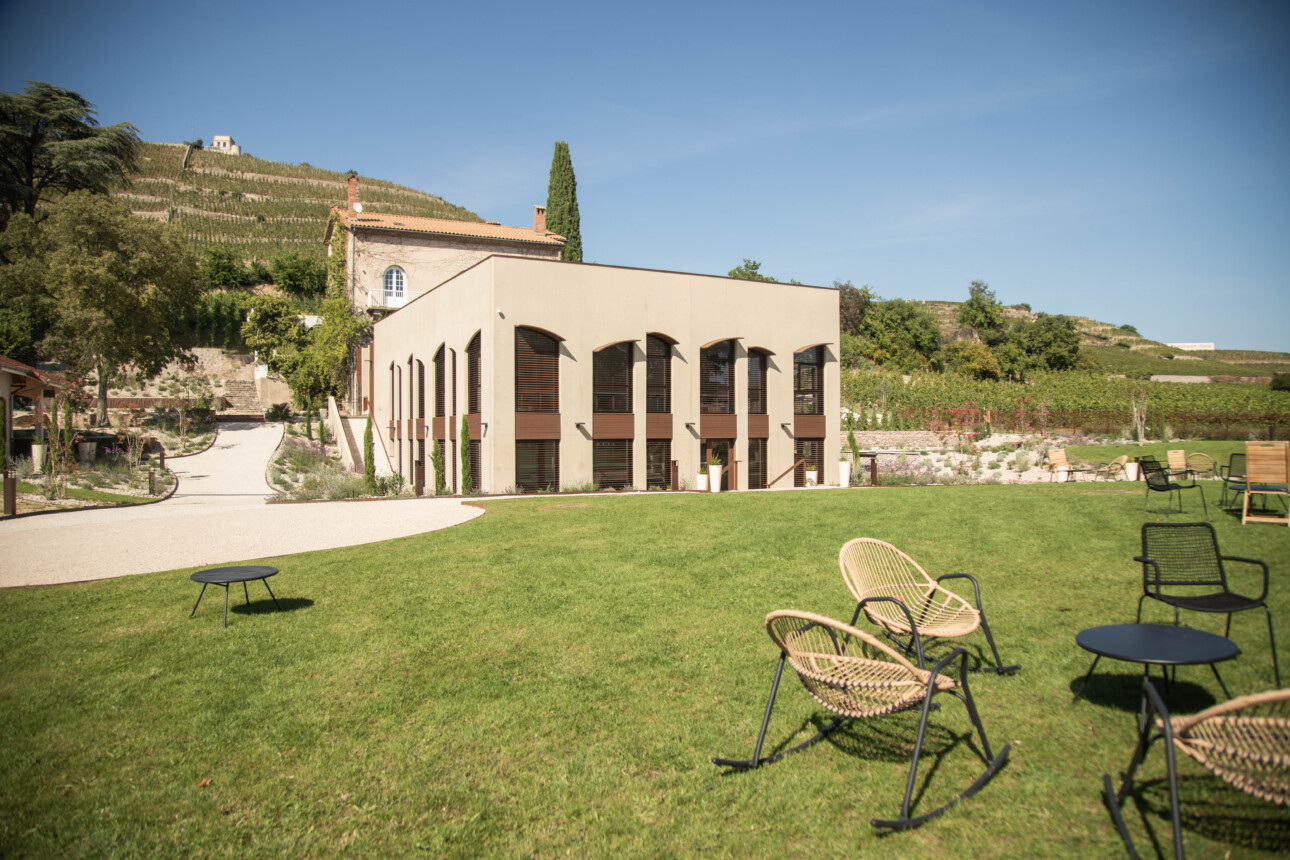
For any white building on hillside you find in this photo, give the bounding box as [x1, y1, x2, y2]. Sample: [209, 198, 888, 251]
[210, 135, 241, 155]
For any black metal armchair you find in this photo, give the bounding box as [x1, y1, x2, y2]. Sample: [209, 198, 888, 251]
[1140, 455, 1207, 517]
[1218, 452, 1247, 509]
[1135, 521, 1278, 686]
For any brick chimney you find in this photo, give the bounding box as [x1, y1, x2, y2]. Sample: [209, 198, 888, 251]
[533, 205, 546, 233]
[347, 175, 358, 212]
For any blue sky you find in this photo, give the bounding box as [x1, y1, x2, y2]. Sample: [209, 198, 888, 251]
[3, 0, 1287, 351]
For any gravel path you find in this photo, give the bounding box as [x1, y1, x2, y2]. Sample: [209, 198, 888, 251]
[0, 422, 483, 587]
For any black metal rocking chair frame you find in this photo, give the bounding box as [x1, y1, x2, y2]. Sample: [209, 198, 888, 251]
[1135, 521, 1279, 687]
[712, 606, 1010, 831]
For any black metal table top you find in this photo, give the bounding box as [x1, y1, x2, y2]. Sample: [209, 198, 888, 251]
[190, 565, 279, 585]
[1076, 623, 1239, 667]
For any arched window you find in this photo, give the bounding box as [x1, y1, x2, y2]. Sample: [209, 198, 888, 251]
[433, 346, 445, 418]
[466, 333, 481, 415]
[700, 339, 735, 414]
[593, 342, 632, 414]
[747, 349, 768, 415]
[515, 327, 559, 412]
[383, 267, 406, 304]
[794, 346, 824, 415]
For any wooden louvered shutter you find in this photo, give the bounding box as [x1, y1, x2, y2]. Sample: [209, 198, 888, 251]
[434, 347, 445, 418]
[593, 439, 633, 489]
[700, 340, 734, 414]
[646, 335, 671, 414]
[748, 438, 767, 489]
[467, 333, 481, 415]
[794, 346, 823, 415]
[748, 349, 767, 415]
[516, 327, 558, 412]
[417, 361, 425, 420]
[593, 342, 632, 413]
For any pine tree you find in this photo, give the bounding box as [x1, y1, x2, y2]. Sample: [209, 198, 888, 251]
[545, 141, 582, 262]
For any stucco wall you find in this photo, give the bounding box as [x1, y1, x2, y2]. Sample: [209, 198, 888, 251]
[368, 255, 841, 494]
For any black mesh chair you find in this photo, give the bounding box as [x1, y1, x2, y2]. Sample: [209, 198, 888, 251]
[1218, 452, 1247, 510]
[1135, 522, 1278, 686]
[1140, 455, 1207, 517]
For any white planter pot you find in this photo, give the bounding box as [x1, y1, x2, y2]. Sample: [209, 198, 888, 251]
[838, 460, 852, 488]
[31, 442, 46, 472]
[708, 465, 723, 492]
[805, 469, 819, 487]
[1124, 462, 1140, 482]
[695, 473, 709, 492]
[77, 441, 96, 464]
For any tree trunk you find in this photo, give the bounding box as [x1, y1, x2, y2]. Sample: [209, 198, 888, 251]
[96, 361, 110, 425]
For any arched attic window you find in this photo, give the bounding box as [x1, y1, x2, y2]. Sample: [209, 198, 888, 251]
[699, 338, 737, 414]
[593, 341, 633, 414]
[794, 345, 825, 415]
[515, 327, 561, 412]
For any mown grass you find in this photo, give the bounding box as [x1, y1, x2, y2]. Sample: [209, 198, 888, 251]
[1, 485, 1287, 858]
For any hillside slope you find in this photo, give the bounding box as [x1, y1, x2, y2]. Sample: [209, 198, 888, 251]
[117, 142, 482, 261]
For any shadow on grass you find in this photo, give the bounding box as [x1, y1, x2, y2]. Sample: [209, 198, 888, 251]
[1111, 774, 1290, 858]
[230, 596, 314, 616]
[1070, 671, 1218, 714]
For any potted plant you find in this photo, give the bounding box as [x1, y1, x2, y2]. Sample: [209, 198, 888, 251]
[30, 398, 47, 472]
[695, 471, 709, 492]
[838, 453, 852, 488]
[805, 463, 819, 487]
[708, 453, 723, 492]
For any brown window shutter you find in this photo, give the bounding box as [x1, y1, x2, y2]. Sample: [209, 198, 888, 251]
[748, 438, 767, 489]
[794, 346, 824, 416]
[700, 339, 735, 415]
[417, 360, 426, 420]
[646, 334, 671, 414]
[434, 346, 445, 418]
[515, 327, 559, 413]
[593, 439, 633, 490]
[516, 440, 559, 492]
[748, 349, 768, 415]
[794, 438, 824, 486]
[467, 333, 481, 415]
[593, 342, 632, 414]
[645, 439, 671, 489]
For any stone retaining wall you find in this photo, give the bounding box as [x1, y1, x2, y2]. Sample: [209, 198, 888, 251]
[841, 430, 945, 449]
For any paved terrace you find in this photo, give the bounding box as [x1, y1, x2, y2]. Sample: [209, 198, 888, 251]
[0, 422, 483, 587]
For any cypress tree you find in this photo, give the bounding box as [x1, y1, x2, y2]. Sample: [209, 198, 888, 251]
[460, 415, 472, 495]
[363, 415, 376, 493]
[545, 141, 582, 262]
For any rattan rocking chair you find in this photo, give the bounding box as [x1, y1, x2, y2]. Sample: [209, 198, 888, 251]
[839, 538, 1019, 674]
[712, 609, 1010, 830]
[1104, 679, 1290, 859]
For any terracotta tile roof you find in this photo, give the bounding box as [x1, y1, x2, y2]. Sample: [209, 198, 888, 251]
[330, 207, 566, 247]
[0, 354, 63, 396]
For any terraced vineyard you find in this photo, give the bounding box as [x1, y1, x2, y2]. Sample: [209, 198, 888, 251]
[119, 142, 482, 261]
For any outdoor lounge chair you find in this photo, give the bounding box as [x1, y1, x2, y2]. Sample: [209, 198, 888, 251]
[1140, 456, 1207, 517]
[1186, 452, 1216, 480]
[1047, 448, 1090, 482]
[1135, 522, 1278, 686]
[839, 538, 1018, 674]
[1093, 455, 1131, 481]
[1104, 678, 1290, 859]
[712, 609, 1010, 830]
[1242, 441, 1289, 527]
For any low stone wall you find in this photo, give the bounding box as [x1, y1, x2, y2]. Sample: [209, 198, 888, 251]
[842, 430, 944, 449]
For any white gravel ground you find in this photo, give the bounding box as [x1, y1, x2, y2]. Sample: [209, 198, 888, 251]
[0, 422, 483, 587]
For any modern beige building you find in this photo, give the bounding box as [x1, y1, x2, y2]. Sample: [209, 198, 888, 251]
[356, 254, 841, 494]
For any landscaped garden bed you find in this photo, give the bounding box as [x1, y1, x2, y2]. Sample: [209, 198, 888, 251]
[1, 485, 1285, 857]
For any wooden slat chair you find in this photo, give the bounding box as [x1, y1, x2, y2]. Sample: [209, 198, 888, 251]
[1166, 449, 1194, 477]
[840, 538, 1018, 674]
[1104, 679, 1290, 859]
[712, 609, 1010, 830]
[1242, 441, 1289, 527]
[1140, 455, 1207, 517]
[1136, 521, 1278, 687]
[1047, 448, 1090, 482]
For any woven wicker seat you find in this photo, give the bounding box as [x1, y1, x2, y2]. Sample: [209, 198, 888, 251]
[1185, 452, 1216, 480]
[1135, 522, 1278, 687]
[1105, 679, 1290, 859]
[713, 610, 1010, 830]
[1093, 455, 1131, 481]
[840, 538, 1018, 674]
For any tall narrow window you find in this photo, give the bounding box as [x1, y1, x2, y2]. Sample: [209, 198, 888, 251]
[646, 439, 671, 489]
[433, 346, 445, 418]
[700, 340, 735, 414]
[451, 350, 457, 492]
[646, 335, 671, 414]
[515, 327, 559, 412]
[593, 439, 633, 490]
[748, 438, 767, 489]
[748, 349, 768, 415]
[466, 333, 481, 415]
[593, 342, 632, 413]
[794, 346, 824, 415]
[383, 267, 406, 304]
[516, 440, 559, 493]
[469, 439, 480, 493]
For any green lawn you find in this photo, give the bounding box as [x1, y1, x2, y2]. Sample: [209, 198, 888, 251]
[2, 485, 1287, 858]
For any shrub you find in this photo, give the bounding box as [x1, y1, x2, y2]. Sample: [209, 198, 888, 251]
[1273, 373, 1290, 392]
[266, 402, 292, 422]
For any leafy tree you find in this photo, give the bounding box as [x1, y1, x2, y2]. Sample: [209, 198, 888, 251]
[326, 214, 347, 299]
[271, 251, 325, 296]
[199, 246, 251, 289]
[0, 82, 140, 235]
[957, 280, 1006, 345]
[839, 331, 867, 370]
[837, 280, 875, 335]
[36, 192, 201, 424]
[1018, 314, 1081, 371]
[545, 141, 582, 262]
[945, 339, 1001, 380]
[432, 437, 446, 495]
[241, 295, 305, 372]
[460, 415, 472, 495]
[282, 297, 371, 420]
[363, 415, 376, 493]
[859, 298, 941, 371]
[0, 213, 54, 361]
[728, 258, 776, 281]
[1272, 373, 1290, 392]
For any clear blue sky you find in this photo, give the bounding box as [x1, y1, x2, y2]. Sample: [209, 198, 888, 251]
[3, 0, 1287, 351]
